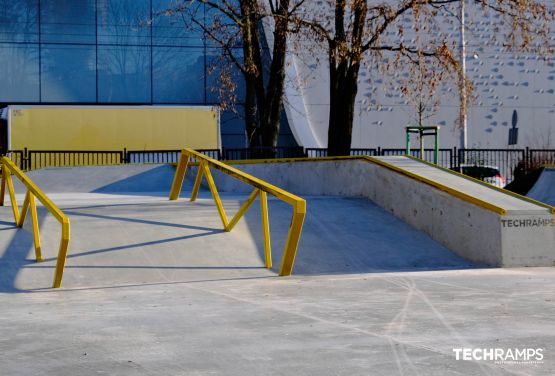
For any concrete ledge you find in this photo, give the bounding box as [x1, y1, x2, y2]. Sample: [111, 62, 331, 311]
[199, 157, 554, 267]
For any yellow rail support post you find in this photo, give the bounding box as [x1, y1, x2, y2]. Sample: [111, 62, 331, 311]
[190, 161, 205, 202]
[0, 168, 6, 206]
[29, 193, 43, 262]
[169, 149, 306, 275]
[5, 169, 20, 223]
[0, 156, 70, 288]
[201, 162, 229, 228]
[226, 189, 259, 232]
[18, 190, 31, 227]
[259, 191, 272, 269]
[16, 191, 43, 262]
[279, 200, 306, 276]
[169, 152, 189, 200]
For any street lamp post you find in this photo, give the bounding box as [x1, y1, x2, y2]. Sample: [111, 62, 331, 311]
[459, 0, 468, 150]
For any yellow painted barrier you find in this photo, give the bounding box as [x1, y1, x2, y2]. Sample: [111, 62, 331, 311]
[0, 157, 70, 288]
[8, 105, 220, 151]
[169, 149, 306, 276]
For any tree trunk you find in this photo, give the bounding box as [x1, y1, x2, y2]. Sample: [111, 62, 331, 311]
[327, 0, 366, 156]
[260, 0, 289, 148]
[240, 0, 264, 147]
[327, 59, 359, 156]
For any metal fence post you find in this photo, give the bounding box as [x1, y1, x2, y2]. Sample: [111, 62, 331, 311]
[24, 147, 28, 170]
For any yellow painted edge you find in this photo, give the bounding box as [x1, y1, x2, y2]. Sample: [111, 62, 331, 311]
[361, 156, 508, 215]
[222, 156, 358, 165]
[216, 153, 553, 216]
[216, 154, 508, 215]
[405, 155, 555, 215]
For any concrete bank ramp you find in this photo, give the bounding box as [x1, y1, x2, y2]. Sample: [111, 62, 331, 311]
[210, 156, 555, 267]
[1, 164, 475, 291]
[527, 166, 555, 206]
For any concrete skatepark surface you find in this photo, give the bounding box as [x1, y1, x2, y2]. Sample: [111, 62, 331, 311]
[1, 164, 555, 375]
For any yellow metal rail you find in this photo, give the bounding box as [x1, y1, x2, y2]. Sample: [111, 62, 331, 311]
[169, 149, 306, 275]
[0, 157, 71, 288]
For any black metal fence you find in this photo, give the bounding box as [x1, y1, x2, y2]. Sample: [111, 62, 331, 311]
[222, 146, 305, 160]
[2, 147, 553, 184]
[126, 149, 221, 164]
[528, 149, 555, 168]
[456, 149, 526, 184]
[26, 150, 124, 170]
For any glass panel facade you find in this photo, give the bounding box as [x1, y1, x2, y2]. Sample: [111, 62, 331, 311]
[0, 43, 39, 101]
[0, 0, 296, 147]
[0, 0, 243, 105]
[153, 47, 205, 103]
[98, 45, 151, 103]
[41, 44, 96, 102]
[97, 0, 150, 45]
[0, 0, 39, 43]
[152, 0, 204, 47]
[41, 0, 95, 44]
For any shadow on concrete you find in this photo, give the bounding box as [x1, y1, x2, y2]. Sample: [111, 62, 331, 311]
[63, 209, 219, 233]
[39, 231, 222, 263]
[27, 275, 279, 293]
[0, 210, 47, 293]
[243, 197, 482, 276]
[92, 165, 188, 195]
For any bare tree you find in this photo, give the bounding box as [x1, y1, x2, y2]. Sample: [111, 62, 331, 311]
[298, 0, 553, 156]
[163, 0, 305, 148]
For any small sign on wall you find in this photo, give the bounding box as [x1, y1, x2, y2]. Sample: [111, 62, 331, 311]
[508, 110, 519, 145]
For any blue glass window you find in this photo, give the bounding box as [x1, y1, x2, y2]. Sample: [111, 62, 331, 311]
[98, 45, 151, 103]
[97, 0, 150, 45]
[41, 44, 96, 102]
[153, 47, 204, 103]
[40, 0, 95, 44]
[0, 43, 39, 101]
[152, 0, 204, 47]
[0, 0, 39, 43]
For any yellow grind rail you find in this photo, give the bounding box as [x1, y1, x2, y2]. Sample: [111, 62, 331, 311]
[169, 149, 306, 275]
[0, 157, 70, 288]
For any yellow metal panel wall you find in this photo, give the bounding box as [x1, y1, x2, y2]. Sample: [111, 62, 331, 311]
[9, 106, 220, 150]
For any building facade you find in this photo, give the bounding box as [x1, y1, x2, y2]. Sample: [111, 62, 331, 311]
[0, 0, 297, 149]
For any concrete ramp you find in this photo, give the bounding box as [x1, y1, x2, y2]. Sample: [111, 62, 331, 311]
[1, 164, 475, 291]
[528, 166, 555, 206]
[1, 156, 553, 290]
[210, 156, 555, 267]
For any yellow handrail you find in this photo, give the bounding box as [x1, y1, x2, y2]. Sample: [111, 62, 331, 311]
[169, 149, 306, 276]
[0, 157, 71, 288]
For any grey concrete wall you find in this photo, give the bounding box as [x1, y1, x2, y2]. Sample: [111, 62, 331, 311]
[194, 159, 554, 267]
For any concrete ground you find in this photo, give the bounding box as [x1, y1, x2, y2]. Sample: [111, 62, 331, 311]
[1, 165, 554, 375]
